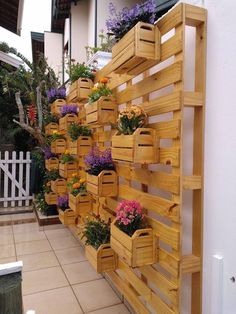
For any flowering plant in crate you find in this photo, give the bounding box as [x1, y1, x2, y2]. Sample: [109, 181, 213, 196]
[68, 123, 92, 141]
[42, 146, 57, 160]
[117, 105, 147, 135]
[43, 113, 59, 125]
[88, 78, 112, 104]
[106, 0, 156, 40]
[44, 170, 60, 184]
[60, 104, 78, 117]
[84, 148, 115, 176]
[60, 150, 75, 164]
[47, 130, 65, 143]
[67, 174, 87, 196]
[47, 87, 66, 103]
[67, 62, 95, 83]
[57, 194, 69, 211]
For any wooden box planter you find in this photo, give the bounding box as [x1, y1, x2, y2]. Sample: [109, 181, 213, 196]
[45, 122, 58, 135]
[45, 157, 59, 171]
[59, 114, 78, 133]
[86, 170, 117, 197]
[69, 193, 92, 216]
[58, 208, 77, 226]
[51, 178, 67, 194]
[59, 161, 78, 179]
[50, 99, 66, 116]
[110, 221, 157, 267]
[68, 136, 92, 156]
[112, 128, 159, 164]
[69, 78, 93, 102]
[112, 22, 160, 75]
[85, 244, 117, 273]
[45, 192, 57, 205]
[85, 96, 117, 125]
[51, 139, 66, 154]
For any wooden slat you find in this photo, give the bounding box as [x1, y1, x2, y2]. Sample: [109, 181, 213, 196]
[182, 254, 201, 274]
[151, 119, 181, 139]
[161, 30, 183, 61]
[185, 4, 207, 27]
[157, 3, 183, 35]
[159, 147, 180, 167]
[150, 292, 176, 314]
[119, 185, 179, 222]
[159, 248, 180, 278]
[116, 61, 182, 104]
[183, 176, 201, 190]
[184, 91, 203, 107]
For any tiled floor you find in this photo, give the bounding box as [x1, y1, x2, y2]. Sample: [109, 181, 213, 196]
[0, 211, 131, 314]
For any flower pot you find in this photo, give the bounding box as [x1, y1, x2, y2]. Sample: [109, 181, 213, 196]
[85, 96, 117, 125]
[68, 78, 93, 102]
[112, 128, 159, 164]
[45, 192, 57, 205]
[51, 178, 67, 194]
[85, 244, 117, 273]
[45, 122, 59, 135]
[110, 221, 157, 267]
[69, 193, 92, 216]
[45, 157, 59, 171]
[51, 139, 66, 154]
[86, 170, 117, 197]
[68, 136, 92, 156]
[58, 208, 77, 226]
[59, 114, 78, 134]
[50, 99, 66, 116]
[59, 161, 78, 178]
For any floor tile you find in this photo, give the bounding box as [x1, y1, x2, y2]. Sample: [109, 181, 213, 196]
[11, 212, 35, 221]
[88, 303, 131, 314]
[44, 228, 71, 239]
[23, 286, 83, 314]
[0, 232, 14, 245]
[0, 214, 12, 222]
[22, 266, 69, 295]
[14, 230, 46, 243]
[72, 278, 121, 313]
[0, 244, 15, 259]
[0, 256, 17, 264]
[13, 222, 39, 234]
[16, 239, 51, 256]
[49, 235, 79, 250]
[62, 261, 101, 285]
[18, 251, 59, 272]
[0, 225, 13, 234]
[54, 246, 86, 265]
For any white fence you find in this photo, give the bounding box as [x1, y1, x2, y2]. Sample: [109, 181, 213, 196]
[0, 151, 33, 208]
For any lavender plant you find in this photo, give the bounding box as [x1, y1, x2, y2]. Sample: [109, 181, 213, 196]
[42, 146, 57, 160]
[60, 105, 78, 117]
[57, 194, 69, 211]
[47, 88, 66, 103]
[84, 148, 115, 176]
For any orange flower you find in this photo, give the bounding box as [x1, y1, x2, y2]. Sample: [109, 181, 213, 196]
[72, 173, 78, 178]
[100, 77, 108, 84]
[72, 183, 80, 189]
[79, 178, 86, 184]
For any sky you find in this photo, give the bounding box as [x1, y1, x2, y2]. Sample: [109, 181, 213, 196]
[0, 0, 51, 62]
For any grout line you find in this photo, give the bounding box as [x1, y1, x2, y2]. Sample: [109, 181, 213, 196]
[86, 302, 129, 314]
[22, 283, 70, 297]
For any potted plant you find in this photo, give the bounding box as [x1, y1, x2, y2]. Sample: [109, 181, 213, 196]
[67, 62, 95, 102]
[106, 1, 160, 74]
[112, 105, 159, 163]
[44, 185, 57, 205]
[68, 174, 92, 218]
[59, 104, 78, 133]
[57, 194, 76, 225]
[43, 147, 59, 171]
[82, 218, 117, 273]
[44, 114, 59, 135]
[110, 200, 157, 267]
[85, 78, 117, 125]
[50, 131, 66, 154]
[47, 88, 67, 116]
[84, 148, 117, 197]
[45, 170, 67, 194]
[59, 150, 77, 178]
[35, 192, 58, 216]
[67, 123, 93, 156]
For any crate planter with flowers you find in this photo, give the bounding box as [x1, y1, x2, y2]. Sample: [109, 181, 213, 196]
[85, 78, 117, 126]
[59, 151, 77, 178]
[45, 157, 59, 171]
[85, 148, 117, 197]
[45, 191, 58, 205]
[51, 138, 66, 154]
[51, 178, 67, 194]
[57, 195, 77, 225]
[69, 78, 94, 102]
[83, 219, 117, 273]
[110, 200, 157, 267]
[111, 105, 159, 163]
[59, 105, 78, 133]
[50, 99, 67, 116]
[67, 123, 92, 156]
[45, 122, 59, 135]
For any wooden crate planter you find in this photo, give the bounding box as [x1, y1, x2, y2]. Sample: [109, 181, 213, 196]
[85, 96, 117, 125]
[85, 244, 117, 273]
[59, 161, 78, 178]
[58, 208, 77, 226]
[86, 170, 117, 197]
[59, 114, 78, 133]
[112, 22, 160, 75]
[68, 136, 92, 156]
[51, 178, 67, 194]
[50, 99, 66, 116]
[45, 192, 57, 205]
[51, 139, 66, 154]
[45, 157, 59, 171]
[112, 128, 159, 164]
[110, 221, 157, 267]
[69, 193, 92, 216]
[45, 122, 58, 135]
[68, 78, 93, 102]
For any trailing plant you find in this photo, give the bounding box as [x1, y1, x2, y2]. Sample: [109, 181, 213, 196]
[82, 217, 111, 250]
[117, 105, 147, 135]
[84, 148, 115, 176]
[67, 62, 95, 83]
[60, 104, 78, 117]
[67, 174, 87, 196]
[68, 123, 92, 141]
[115, 200, 147, 236]
[57, 194, 69, 211]
[46, 87, 66, 103]
[88, 78, 112, 104]
[60, 150, 75, 164]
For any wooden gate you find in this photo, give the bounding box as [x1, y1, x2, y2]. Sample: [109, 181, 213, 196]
[0, 151, 33, 208]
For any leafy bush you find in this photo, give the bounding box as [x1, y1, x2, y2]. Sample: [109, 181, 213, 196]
[82, 218, 110, 250]
[67, 62, 95, 83]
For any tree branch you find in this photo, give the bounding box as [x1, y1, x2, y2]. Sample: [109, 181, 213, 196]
[15, 92, 25, 124]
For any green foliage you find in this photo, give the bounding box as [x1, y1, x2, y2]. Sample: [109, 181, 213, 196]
[82, 218, 110, 250]
[88, 84, 112, 104]
[60, 151, 75, 164]
[43, 114, 59, 125]
[34, 192, 57, 216]
[68, 123, 92, 141]
[44, 170, 60, 183]
[67, 62, 95, 83]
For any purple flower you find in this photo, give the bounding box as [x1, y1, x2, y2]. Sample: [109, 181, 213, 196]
[57, 194, 69, 210]
[60, 105, 78, 117]
[84, 148, 115, 176]
[47, 88, 66, 103]
[42, 147, 57, 160]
